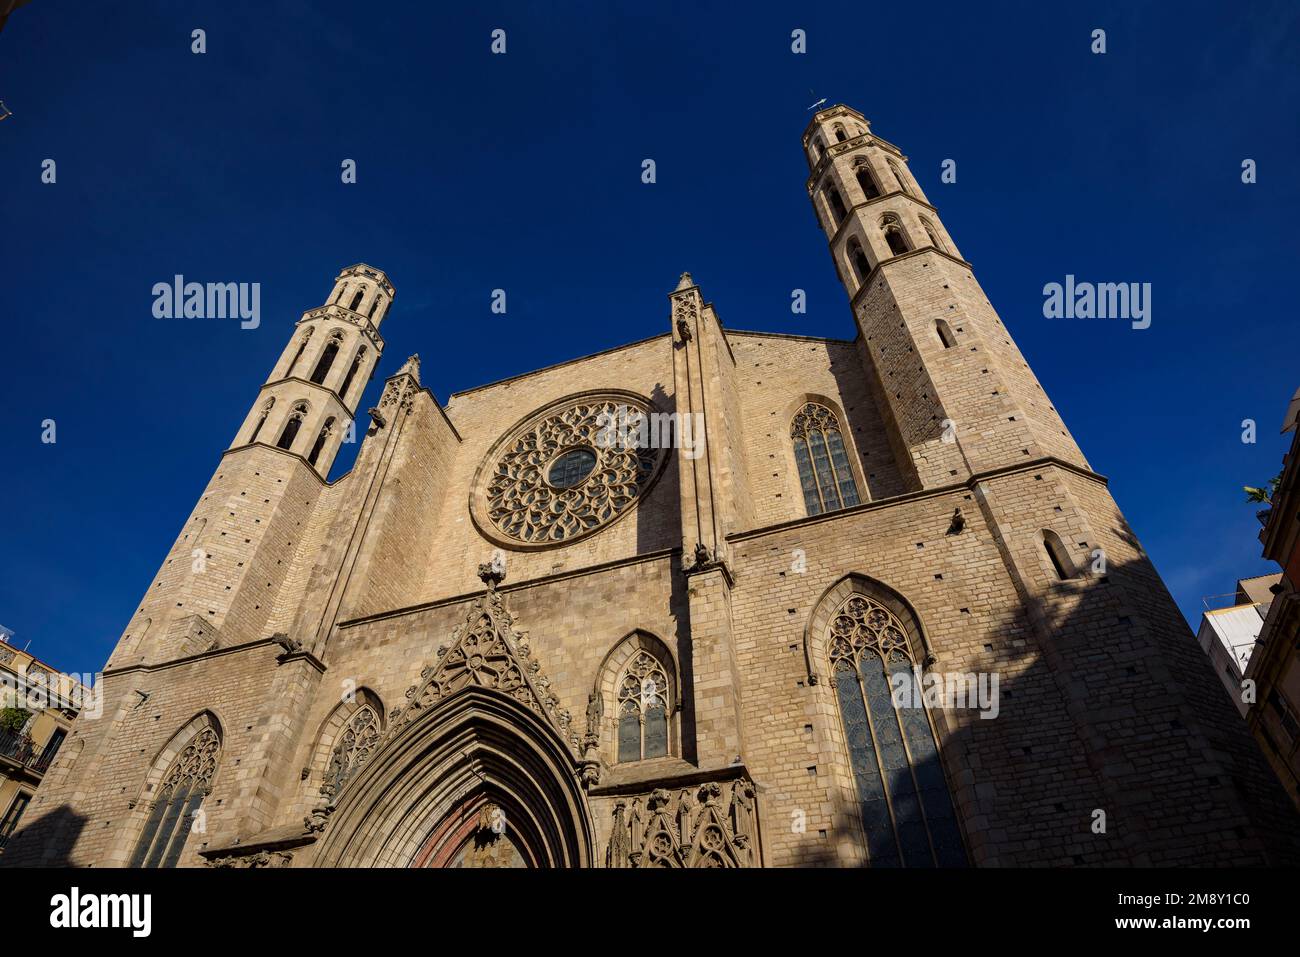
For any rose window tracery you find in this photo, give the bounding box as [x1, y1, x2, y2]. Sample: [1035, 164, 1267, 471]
[478, 396, 667, 547]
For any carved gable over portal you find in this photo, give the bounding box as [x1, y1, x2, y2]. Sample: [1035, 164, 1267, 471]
[384, 560, 582, 754]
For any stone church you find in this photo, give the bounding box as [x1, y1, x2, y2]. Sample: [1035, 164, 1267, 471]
[7, 104, 1299, 868]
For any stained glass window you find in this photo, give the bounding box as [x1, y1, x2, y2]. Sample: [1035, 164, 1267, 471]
[548, 448, 597, 489]
[129, 726, 220, 868]
[616, 651, 670, 762]
[828, 594, 967, 867]
[791, 403, 861, 516]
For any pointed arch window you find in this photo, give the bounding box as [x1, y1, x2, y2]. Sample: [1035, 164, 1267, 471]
[129, 725, 220, 868]
[847, 239, 872, 286]
[888, 160, 911, 196]
[877, 214, 908, 256]
[617, 651, 670, 763]
[339, 347, 367, 402]
[826, 186, 848, 226]
[307, 417, 335, 467]
[828, 593, 966, 867]
[791, 402, 860, 516]
[348, 288, 364, 312]
[324, 703, 381, 796]
[834, 124, 847, 142]
[277, 402, 308, 451]
[920, 218, 945, 252]
[881, 214, 910, 256]
[287, 329, 313, 377]
[249, 397, 274, 444]
[1041, 529, 1077, 580]
[935, 319, 956, 349]
[856, 163, 881, 200]
[310, 333, 343, 385]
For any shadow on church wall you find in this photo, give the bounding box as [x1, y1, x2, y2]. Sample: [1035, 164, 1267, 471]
[0, 804, 88, 868]
[779, 546, 1300, 868]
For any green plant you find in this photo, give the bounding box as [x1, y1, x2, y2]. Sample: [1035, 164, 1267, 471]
[1244, 472, 1282, 505]
[0, 707, 31, 734]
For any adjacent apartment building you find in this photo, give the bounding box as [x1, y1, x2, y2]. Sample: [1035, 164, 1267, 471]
[1246, 389, 1300, 811]
[0, 637, 90, 854]
[1198, 575, 1281, 717]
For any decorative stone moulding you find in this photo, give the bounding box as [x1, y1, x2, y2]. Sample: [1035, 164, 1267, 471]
[469, 390, 670, 551]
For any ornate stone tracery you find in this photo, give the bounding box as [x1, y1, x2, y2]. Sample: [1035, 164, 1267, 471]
[384, 563, 581, 754]
[158, 727, 221, 796]
[605, 778, 758, 868]
[324, 704, 381, 796]
[827, 590, 967, 868]
[828, 594, 913, 669]
[130, 721, 222, 869]
[616, 650, 670, 762]
[477, 396, 667, 547]
[791, 401, 860, 515]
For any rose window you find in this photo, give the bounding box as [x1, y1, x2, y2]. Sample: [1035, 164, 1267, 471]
[476, 395, 668, 547]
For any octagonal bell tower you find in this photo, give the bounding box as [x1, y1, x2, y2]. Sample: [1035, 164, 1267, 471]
[231, 264, 393, 478]
[804, 105, 1086, 489]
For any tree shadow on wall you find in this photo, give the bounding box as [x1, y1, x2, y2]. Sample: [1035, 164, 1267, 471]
[0, 803, 88, 867]
[780, 547, 1300, 868]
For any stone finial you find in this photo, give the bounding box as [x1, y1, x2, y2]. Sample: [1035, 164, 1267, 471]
[397, 354, 421, 383]
[674, 271, 694, 292]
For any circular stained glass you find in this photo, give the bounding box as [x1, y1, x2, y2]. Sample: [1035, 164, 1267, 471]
[474, 395, 669, 547]
[547, 448, 597, 489]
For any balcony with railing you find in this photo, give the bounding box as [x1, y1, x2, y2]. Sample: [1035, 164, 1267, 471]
[0, 726, 58, 776]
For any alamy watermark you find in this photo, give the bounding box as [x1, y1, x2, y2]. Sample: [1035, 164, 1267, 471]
[1042, 274, 1150, 330]
[891, 666, 1000, 720]
[0, 667, 103, 720]
[595, 405, 705, 460]
[152, 275, 260, 329]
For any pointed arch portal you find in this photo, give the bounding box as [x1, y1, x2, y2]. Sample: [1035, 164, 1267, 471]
[312, 688, 595, 868]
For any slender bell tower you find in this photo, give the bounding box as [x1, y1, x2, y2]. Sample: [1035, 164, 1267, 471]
[232, 264, 392, 478]
[804, 105, 1086, 488]
[105, 265, 394, 670]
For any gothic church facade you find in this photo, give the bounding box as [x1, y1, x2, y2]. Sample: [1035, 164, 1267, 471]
[7, 105, 1299, 868]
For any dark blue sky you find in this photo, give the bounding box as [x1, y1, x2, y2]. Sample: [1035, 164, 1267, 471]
[2, 1, 1297, 674]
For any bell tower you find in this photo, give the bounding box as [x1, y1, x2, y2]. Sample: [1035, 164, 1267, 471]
[105, 264, 395, 670]
[804, 105, 1086, 488]
[231, 264, 392, 478]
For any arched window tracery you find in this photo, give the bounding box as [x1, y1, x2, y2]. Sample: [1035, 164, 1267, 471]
[310, 332, 343, 385]
[324, 703, 381, 796]
[888, 159, 911, 196]
[847, 238, 872, 286]
[249, 397, 274, 444]
[856, 162, 882, 200]
[828, 593, 966, 867]
[129, 722, 221, 868]
[791, 402, 861, 516]
[881, 213, 910, 256]
[307, 416, 336, 467]
[617, 651, 671, 763]
[287, 329, 313, 377]
[277, 401, 309, 451]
